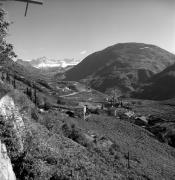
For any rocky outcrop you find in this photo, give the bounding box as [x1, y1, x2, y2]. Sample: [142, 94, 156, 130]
[0, 141, 16, 180]
[0, 95, 26, 154]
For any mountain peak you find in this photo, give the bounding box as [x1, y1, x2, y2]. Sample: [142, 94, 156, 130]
[65, 42, 175, 96]
[18, 57, 80, 69]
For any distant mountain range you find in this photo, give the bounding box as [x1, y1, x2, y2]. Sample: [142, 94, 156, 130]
[16, 57, 77, 77]
[65, 43, 175, 97]
[16, 57, 79, 69]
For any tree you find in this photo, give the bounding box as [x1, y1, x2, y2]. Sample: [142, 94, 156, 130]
[0, 8, 16, 59]
[1, 71, 5, 81]
[6, 72, 10, 83]
[43, 97, 51, 110]
[34, 88, 37, 105]
[13, 75, 16, 88]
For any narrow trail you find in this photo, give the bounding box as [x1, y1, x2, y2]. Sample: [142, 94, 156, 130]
[60, 92, 80, 97]
[59, 88, 91, 97]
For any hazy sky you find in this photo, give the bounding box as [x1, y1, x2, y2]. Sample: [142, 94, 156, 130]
[2, 0, 175, 60]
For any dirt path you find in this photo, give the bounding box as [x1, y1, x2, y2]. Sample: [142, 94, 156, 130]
[59, 92, 80, 97]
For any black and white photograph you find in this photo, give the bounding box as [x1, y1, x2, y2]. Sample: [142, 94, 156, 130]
[0, 0, 175, 179]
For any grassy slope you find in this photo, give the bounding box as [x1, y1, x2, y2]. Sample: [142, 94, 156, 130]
[0, 84, 119, 179]
[69, 114, 175, 180]
[0, 80, 130, 179]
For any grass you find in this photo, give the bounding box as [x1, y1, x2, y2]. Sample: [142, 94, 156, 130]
[69, 114, 175, 179]
[37, 103, 175, 179]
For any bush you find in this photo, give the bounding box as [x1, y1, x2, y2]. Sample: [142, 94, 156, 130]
[31, 108, 39, 121]
[50, 173, 70, 180]
[57, 97, 65, 105]
[61, 123, 89, 147]
[89, 108, 100, 115]
[137, 101, 142, 105]
[41, 112, 59, 131]
[44, 99, 52, 110]
[61, 123, 79, 141]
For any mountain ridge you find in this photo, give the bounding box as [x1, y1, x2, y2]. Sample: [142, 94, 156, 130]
[134, 62, 175, 100]
[17, 57, 80, 69]
[65, 42, 175, 96]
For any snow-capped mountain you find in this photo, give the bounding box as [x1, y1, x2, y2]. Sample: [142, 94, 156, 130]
[27, 57, 80, 69]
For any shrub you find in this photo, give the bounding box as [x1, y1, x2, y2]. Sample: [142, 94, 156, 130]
[44, 99, 52, 110]
[57, 97, 65, 105]
[137, 101, 142, 105]
[89, 108, 100, 115]
[50, 173, 70, 180]
[61, 123, 90, 147]
[31, 108, 39, 121]
[61, 123, 79, 141]
[41, 112, 59, 131]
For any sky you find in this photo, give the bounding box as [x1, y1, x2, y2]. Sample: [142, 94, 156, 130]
[1, 0, 175, 61]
